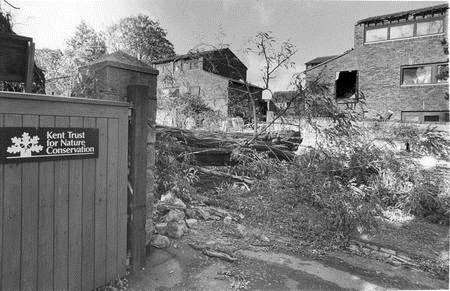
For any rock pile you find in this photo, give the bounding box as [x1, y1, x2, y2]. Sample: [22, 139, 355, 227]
[149, 189, 243, 249]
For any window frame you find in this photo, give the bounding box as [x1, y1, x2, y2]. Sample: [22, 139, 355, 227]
[424, 115, 440, 122]
[364, 16, 445, 44]
[365, 26, 388, 43]
[416, 18, 445, 36]
[389, 23, 414, 40]
[400, 62, 449, 87]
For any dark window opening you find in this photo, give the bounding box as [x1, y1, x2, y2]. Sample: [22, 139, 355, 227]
[335, 71, 358, 99]
[424, 115, 440, 122]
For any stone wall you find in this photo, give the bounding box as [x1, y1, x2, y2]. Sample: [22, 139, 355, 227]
[155, 61, 229, 126]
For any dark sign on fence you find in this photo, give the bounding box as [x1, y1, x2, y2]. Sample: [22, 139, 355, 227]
[0, 127, 99, 163]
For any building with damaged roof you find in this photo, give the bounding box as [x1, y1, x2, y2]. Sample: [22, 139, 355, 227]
[153, 48, 266, 126]
[304, 4, 449, 122]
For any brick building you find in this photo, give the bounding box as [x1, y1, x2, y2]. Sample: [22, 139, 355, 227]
[152, 48, 265, 125]
[305, 4, 449, 122]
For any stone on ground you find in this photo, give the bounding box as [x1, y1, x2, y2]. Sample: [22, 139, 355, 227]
[167, 221, 187, 239]
[151, 234, 170, 249]
[186, 218, 198, 228]
[165, 209, 185, 223]
[155, 222, 168, 235]
[159, 190, 187, 210]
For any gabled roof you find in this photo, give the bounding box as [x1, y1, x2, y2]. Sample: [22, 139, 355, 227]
[357, 3, 448, 25]
[303, 49, 354, 73]
[153, 48, 247, 69]
[229, 79, 263, 90]
[305, 55, 338, 66]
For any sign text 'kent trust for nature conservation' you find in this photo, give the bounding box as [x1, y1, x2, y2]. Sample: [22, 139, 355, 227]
[0, 127, 99, 163]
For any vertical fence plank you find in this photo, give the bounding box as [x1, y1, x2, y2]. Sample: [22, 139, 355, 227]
[1, 114, 22, 291]
[94, 118, 108, 287]
[37, 116, 55, 291]
[68, 117, 83, 291]
[21, 115, 39, 291]
[117, 116, 128, 275]
[106, 119, 119, 279]
[81, 117, 96, 291]
[0, 114, 3, 290]
[54, 116, 70, 291]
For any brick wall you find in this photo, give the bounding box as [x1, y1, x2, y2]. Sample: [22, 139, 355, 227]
[155, 62, 229, 114]
[154, 61, 230, 126]
[307, 16, 449, 121]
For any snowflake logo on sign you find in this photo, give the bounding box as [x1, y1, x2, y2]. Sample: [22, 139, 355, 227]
[7, 132, 43, 157]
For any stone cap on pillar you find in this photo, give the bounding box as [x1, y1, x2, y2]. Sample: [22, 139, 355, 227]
[83, 51, 159, 75]
[78, 51, 159, 102]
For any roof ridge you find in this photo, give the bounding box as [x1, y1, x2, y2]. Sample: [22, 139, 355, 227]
[153, 47, 232, 64]
[357, 3, 448, 25]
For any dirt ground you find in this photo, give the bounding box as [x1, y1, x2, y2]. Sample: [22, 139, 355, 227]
[125, 219, 448, 290]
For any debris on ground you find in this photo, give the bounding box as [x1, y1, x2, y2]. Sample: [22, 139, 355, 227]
[202, 249, 238, 262]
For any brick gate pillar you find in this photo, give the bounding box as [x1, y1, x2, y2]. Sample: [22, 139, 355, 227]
[80, 51, 159, 269]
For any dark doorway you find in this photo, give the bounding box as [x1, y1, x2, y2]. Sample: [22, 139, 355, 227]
[335, 70, 358, 99]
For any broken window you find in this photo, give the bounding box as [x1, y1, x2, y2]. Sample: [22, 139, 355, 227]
[402, 66, 432, 85]
[365, 27, 388, 42]
[335, 71, 358, 99]
[437, 64, 449, 83]
[401, 63, 448, 85]
[390, 24, 414, 39]
[417, 20, 444, 36]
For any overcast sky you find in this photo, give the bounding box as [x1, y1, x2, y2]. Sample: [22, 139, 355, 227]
[6, 0, 446, 90]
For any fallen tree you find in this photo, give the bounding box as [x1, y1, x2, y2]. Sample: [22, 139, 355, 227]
[154, 124, 301, 166]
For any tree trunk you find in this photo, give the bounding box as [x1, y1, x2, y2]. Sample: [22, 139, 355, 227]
[250, 95, 258, 136]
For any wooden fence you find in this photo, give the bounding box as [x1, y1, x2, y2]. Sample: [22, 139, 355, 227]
[0, 92, 129, 290]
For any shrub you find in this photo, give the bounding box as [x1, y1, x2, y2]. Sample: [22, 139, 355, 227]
[215, 145, 385, 243]
[154, 132, 198, 202]
[404, 170, 450, 224]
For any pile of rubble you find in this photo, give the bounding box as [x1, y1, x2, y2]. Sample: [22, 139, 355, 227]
[148, 190, 244, 249]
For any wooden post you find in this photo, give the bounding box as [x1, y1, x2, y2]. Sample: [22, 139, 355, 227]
[127, 85, 149, 269]
[25, 41, 35, 93]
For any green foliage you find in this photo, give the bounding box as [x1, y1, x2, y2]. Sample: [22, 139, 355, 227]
[162, 92, 224, 129]
[35, 48, 72, 95]
[66, 21, 107, 68]
[155, 132, 198, 202]
[208, 129, 449, 247]
[35, 22, 106, 96]
[35, 49, 64, 77]
[106, 14, 175, 63]
[367, 122, 450, 158]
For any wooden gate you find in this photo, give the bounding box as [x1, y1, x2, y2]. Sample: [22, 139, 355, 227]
[0, 92, 129, 290]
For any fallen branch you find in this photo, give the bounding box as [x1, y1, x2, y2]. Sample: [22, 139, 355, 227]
[202, 249, 237, 262]
[197, 167, 255, 185]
